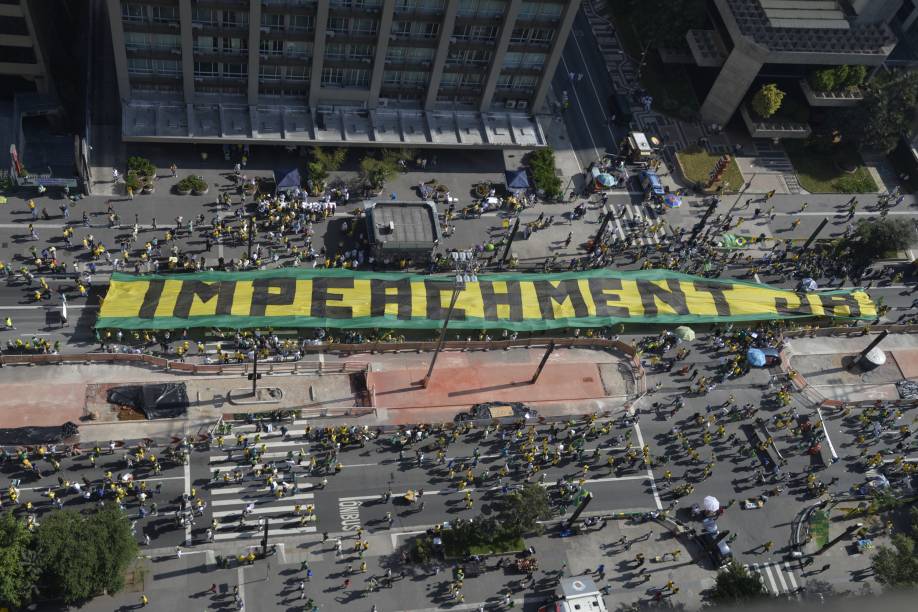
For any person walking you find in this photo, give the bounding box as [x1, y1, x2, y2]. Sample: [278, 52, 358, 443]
[170, 163, 177, 177]
[140, 594, 149, 607]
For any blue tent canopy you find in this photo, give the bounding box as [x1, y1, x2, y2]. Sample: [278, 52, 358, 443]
[505, 169, 530, 191]
[275, 167, 302, 192]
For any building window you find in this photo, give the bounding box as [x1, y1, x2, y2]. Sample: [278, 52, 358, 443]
[260, 39, 284, 56]
[321, 67, 369, 88]
[150, 5, 177, 23]
[328, 16, 348, 34]
[419, 22, 440, 38]
[289, 15, 314, 32]
[191, 8, 218, 27]
[261, 13, 284, 31]
[194, 61, 219, 78]
[457, 0, 505, 18]
[503, 51, 544, 69]
[128, 57, 153, 75]
[453, 23, 498, 42]
[518, 1, 562, 20]
[121, 4, 146, 23]
[260, 65, 282, 82]
[223, 63, 247, 78]
[352, 19, 378, 35]
[222, 11, 248, 28]
[287, 65, 309, 81]
[285, 41, 310, 58]
[125, 32, 152, 51]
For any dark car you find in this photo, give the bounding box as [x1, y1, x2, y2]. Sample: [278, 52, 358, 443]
[454, 401, 538, 423]
[695, 531, 733, 568]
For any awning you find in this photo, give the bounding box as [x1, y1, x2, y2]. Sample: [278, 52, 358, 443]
[505, 169, 529, 191]
[274, 167, 302, 192]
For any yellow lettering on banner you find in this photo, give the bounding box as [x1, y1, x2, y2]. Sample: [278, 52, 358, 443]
[855, 291, 878, 318]
[103, 280, 150, 318]
[545, 280, 579, 319]
[186, 282, 232, 317]
[384, 286, 401, 318]
[325, 279, 371, 318]
[491, 281, 512, 320]
[578, 279, 597, 317]
[728, 286, 781, 317]
[410, 281, 427, 318]
[153, 280, 182, 319]
[683, 283, 719, 316]
[273, 279, 312, 317]
[519, 281, 541, 319]
[616, 280, 641, 316]
[231, 281, 254, 316]
[806, 293, 825, 316]
[456, 282, 485, 319]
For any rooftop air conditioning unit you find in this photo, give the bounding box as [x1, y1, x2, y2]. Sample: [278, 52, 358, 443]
[505, 99, 516, 109]
[516, 100, 528, 110]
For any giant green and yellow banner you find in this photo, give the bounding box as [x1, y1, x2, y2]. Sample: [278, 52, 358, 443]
[96, 269, 876, 331]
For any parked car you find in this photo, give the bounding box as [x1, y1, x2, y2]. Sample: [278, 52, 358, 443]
[454, 401, 538, 423]
[695, 531, 733, 567]
[639, 170, 665, 197]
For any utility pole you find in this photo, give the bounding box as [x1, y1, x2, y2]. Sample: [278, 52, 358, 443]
[420, 250, 477, 388]
[530, 342, 556, 384]
[247, 215, 254, 262]
[248, 351, 261, 396]
[856, 330, 889, 364]
[800, 217, 829, 254]
[501, 216, 521, 264]
[564, 491, 593, 528]
[591, 204, 613, 253]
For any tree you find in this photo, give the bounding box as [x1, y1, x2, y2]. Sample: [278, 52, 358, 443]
[835, 69, 918, 152]
[872, 533, 918, 586]
[624, 0, 707, 49]
[846, 218, 918, 264]
[527, 148, 562, 200]
[0, 512, 38, 608]
[751, 84, 785, 119]
[492, 483, 553, 536]
[707, 562, 769, 604]
[34, 505, 138, 604]
[307, 147, 346, 190]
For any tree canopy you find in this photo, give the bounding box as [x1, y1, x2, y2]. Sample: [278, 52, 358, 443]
[32, 505, 138, 604]
[527, 148, 562, 200]
[846, 217, 918, 264]
[623, 0, 708, 48]
[834, 69, 918, 152]
[491, 483, 554, 536]
[707, 561, 769, 604]
[308, 146, 347, 185]
[0, 512, 38, 608]
[872, 507, 918, 586]
[751, 84, 785, 119]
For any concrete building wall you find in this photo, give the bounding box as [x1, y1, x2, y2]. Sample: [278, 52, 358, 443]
[104, 0, 130, 102]
[479, 0, 523, 112]
[699, 39, 768, 126]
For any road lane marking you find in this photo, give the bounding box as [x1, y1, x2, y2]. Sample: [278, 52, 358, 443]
[213, 504, 312, 518]
[815, 406, 838, 462]
[183, 459, 192, 544]
[633, 422, 663, 510]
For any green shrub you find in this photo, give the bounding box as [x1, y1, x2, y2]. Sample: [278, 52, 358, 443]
[809, 68, 838, 92]
[527, 148, 562, 199]
[751, 83, 785, 119]
[123, 171, 142, 191]
[126, 156, 156, 178]
[176, 175, 207, 192]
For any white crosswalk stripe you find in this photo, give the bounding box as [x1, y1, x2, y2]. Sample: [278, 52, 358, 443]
[745, 562, 802, 597]
[205, 445, 319, 541]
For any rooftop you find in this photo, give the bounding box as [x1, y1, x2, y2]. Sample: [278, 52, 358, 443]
[723, 0, 897, 54]
[366, 201, 441, 251]
[122, 102, 547, 149]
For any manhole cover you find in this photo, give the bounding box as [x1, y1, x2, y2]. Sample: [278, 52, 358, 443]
[583, 377, 594, 382]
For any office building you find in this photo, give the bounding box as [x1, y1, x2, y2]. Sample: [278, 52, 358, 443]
[108, 0, 580, 147]
[683, 0, 918, 132]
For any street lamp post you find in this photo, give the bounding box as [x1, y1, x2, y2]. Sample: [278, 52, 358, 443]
[591, 203, 613, 253]
[420, 250, 477, 388]
[501, 216, 521, 265]
[246, 215, 255, 262]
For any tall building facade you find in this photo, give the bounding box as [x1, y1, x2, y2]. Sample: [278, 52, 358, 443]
[108, 0, 578, 146]
[0, 0, 52, 95]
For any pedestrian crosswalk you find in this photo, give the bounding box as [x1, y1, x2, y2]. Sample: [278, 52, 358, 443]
[605, 199, 667, 246]
[745, 561, 802, 597]
[205, 430, 322, 542]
